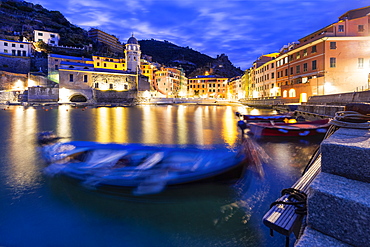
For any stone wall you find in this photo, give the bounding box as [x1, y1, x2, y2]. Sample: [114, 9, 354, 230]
[0, 91, 21, 103]
[0, 54, 31, 74]
[28, 87, 59, 102]
[307, 91, 370, 105]
[93, 90, 137, 103]
[0, 71, 28, 91]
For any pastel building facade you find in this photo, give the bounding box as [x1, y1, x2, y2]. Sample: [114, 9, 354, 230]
[0, 39, 32, 57]
[188, 75, 228, 98]
[248, 6, 370, 103]
[34, 30, 60, 45]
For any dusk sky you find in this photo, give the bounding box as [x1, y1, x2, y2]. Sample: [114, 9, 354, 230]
[29, 0, 369, 70]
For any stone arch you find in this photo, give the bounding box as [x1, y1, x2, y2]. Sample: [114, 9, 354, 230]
[69, 94, 88, 102]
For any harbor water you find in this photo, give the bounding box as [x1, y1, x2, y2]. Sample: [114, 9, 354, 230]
[0, 104, 322, 247]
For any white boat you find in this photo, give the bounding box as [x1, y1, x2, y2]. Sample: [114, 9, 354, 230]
[38, 132, 249, 195]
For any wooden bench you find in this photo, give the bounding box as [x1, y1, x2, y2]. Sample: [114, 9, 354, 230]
[262, 151, 322, 247]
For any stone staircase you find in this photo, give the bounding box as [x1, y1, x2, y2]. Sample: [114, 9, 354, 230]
[295, 127, 370, 246]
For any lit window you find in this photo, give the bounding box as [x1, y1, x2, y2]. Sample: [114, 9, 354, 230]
[303, 49, 307, 56]
[358, 58, 364, 68]
[283, 90, 288, 97]
[330, 57, 336, 68]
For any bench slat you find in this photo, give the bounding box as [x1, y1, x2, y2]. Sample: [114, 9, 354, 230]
[262, 154, 321, 236]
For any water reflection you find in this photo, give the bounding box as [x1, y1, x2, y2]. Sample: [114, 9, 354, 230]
[0, 105, 322, 247]
[7, 107, 41, 196]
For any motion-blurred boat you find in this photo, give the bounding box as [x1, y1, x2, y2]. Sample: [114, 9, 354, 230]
[248, 119, 330, 138]
[37, 132, 248, 195]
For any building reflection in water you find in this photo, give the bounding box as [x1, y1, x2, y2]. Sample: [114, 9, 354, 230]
[222, 106, 238, 147]
[57, 105, 71, 140]
[7, 107, 40, 195]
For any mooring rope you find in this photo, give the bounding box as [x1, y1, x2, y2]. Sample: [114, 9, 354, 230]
[330, 110, 370, 129]
[269, 188, 308, 215]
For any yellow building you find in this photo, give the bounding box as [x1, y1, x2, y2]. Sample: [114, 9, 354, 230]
[92, 56, 125, 71]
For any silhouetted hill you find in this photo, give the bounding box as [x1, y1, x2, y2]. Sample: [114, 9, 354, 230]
[0, 0, 243, 77]
[139, 39, 243, 77]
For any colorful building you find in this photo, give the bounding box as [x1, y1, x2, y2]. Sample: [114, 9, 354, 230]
[249, 6, 370, 103]
[188, 75, 229, 98]
[154, 67, 185, 97]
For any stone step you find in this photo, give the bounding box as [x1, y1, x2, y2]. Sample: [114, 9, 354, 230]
[321, 127, 370, 183]
[306, 172, 370, 246]
[295, 226, 351, 247]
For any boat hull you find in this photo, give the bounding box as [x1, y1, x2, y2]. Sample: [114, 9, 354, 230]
[248, 119, 330, 137]
[40, 141, 247, 195]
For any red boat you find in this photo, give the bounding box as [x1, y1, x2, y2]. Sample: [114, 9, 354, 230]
[248, 119, 331, 137]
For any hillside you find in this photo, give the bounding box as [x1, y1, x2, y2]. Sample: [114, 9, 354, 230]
[0, 0, 91, 47]
[139, 39, 243, 77]
[0, 0, 243, 77]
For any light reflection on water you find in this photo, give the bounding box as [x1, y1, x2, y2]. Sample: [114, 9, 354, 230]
[0, 105, 321, 247]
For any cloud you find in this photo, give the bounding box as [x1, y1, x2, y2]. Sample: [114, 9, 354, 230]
[29, 0, 369, 70]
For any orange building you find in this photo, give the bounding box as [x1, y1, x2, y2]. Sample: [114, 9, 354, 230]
[188, 75, 229, 98]
[250, 6, 370, 103]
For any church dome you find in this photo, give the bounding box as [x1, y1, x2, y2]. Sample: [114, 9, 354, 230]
[127, 35, 138, 44]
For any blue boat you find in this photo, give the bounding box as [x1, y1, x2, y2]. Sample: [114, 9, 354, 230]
[38, 132, 248, 195]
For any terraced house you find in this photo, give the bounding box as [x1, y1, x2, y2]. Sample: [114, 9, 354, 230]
[250, 5, 370, 103]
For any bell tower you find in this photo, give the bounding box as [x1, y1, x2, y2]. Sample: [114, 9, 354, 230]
[124, 34, 141, 72]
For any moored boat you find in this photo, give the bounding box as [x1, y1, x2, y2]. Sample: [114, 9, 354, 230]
[37, 132, 249, 195]
[248, 119, 331, 138]
[236, 111, 295, 122]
